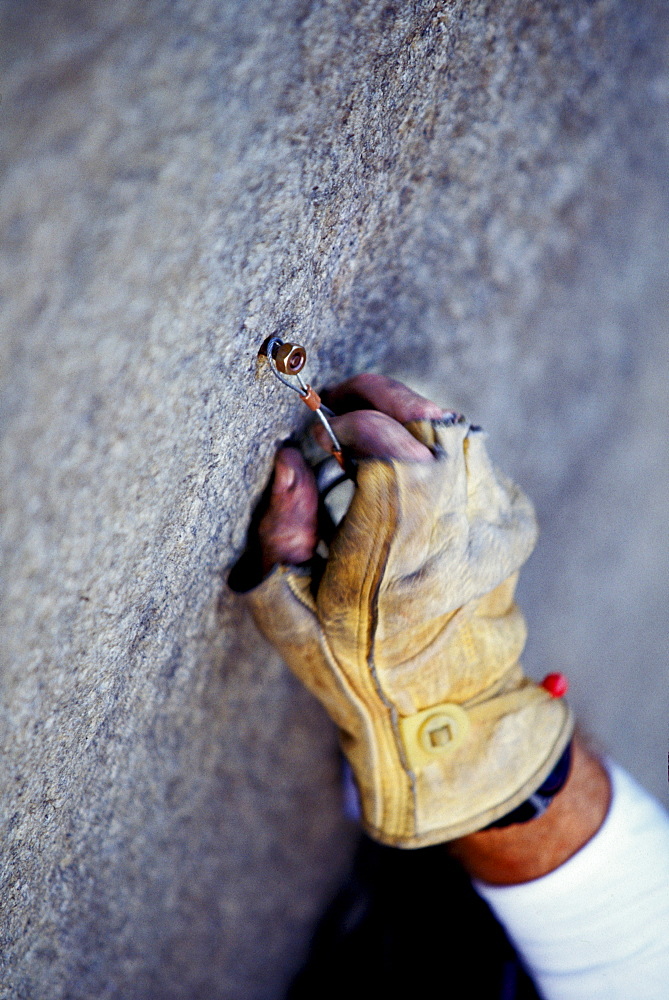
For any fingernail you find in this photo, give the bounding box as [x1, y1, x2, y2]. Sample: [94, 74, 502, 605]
[439, 410, 465, 425]
[274, 459, 297, 493]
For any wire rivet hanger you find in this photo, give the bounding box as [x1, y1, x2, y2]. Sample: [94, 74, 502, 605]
[262, 336, 345, 469]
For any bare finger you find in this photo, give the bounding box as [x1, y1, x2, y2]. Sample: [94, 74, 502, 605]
[258, 447, 319, 572]
[322, 373, 446, 423]
[313, 410, 433, 461]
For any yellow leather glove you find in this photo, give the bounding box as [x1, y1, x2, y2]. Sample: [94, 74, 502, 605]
[244, 418, 573, 848]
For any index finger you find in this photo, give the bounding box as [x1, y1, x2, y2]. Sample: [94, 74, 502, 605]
[321, 373, 447, 423]
[313, 409, 434, 461]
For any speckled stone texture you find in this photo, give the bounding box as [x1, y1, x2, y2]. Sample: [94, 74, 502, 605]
[1, 1, 667, 997]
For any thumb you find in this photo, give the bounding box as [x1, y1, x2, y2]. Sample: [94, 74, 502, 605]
[258, 447, 319, 573]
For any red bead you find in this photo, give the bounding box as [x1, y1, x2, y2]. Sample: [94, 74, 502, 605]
[541, 673, 569, 698]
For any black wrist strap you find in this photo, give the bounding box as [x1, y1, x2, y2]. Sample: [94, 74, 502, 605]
[485, 741, 573, 829]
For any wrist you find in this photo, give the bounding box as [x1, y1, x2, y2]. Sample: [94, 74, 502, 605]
[448, 735, 611, 885]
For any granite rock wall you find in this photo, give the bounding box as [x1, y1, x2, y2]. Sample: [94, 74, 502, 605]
[1, 1, 667, 997]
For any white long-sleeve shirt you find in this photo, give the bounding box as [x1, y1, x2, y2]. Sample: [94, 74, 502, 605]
[475, 762, 669, 1000]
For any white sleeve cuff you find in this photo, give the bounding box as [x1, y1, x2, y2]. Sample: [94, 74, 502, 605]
[474, 761, 669, 1000]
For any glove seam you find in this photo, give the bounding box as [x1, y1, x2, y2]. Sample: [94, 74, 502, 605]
[364, 462, 418, 838]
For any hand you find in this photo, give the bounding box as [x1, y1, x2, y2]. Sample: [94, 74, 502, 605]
[238, 370, 572, 849]
[237, 372, 601, 866]
[258, 374, 447, 573]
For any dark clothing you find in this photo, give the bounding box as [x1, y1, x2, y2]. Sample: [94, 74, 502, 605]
[287, 836, 540, 1000]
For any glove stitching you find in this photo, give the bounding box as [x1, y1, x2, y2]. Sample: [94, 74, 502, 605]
[364, 462, 418, 838]
[284, 570, 318, 615]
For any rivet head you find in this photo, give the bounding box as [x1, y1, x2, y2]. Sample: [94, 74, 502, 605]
[274, 342, 307, 375]
[417, 705, 469, 758]
[399, 701, 471, 769]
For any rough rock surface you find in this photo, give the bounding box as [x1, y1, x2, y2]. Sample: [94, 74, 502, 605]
[1, 1, 667, 997]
